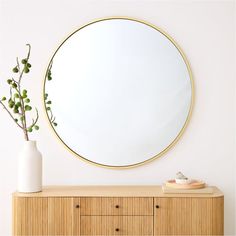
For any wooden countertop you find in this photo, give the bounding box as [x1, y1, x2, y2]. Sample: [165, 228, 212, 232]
[13, 185, 223, 198]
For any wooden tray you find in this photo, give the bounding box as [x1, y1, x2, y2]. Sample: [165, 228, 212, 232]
[165, 179, 205, 189]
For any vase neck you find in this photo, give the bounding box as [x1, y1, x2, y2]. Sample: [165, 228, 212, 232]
[23, 140, 37, 150]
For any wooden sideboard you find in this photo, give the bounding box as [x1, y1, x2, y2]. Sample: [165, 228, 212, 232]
[12, 186, 224, 236]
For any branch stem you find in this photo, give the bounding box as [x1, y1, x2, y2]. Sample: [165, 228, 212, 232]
[1, 44, 37, 141]
[0, 100, 23, 129]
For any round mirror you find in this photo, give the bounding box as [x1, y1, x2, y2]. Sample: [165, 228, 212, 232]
[44, 18, 193, 168]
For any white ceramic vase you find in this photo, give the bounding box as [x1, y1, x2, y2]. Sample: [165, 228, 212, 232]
[17, 140, 42, 193]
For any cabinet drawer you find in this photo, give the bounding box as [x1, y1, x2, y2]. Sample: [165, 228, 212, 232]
[81, 216, 153, 235]
[80, 197, 153, 215]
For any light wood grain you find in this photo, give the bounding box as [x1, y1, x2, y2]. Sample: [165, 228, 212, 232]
[73, 198, 81, 235]
[154, 197, 192, 235]
[191, 197, 224, 235]
[48, 197, 74, 235]
[80, 216, 153, 235]
[13, 186, 224, 236]
[13, 197, 48, 236]
[162, 185, 214, 194]
[13, 197, 76, 236]
[13, 185, 223, 198]
[212, 197, 224, 235]
[80, 197, 153, 215]
[154, 197, 224, 235]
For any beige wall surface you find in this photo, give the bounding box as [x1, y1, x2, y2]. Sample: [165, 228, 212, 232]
[0, 0, 235, 235]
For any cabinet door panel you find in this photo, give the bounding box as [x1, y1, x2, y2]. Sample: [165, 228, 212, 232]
[13, 197, 48, 236]
[81, 216, 153, 235]
[191, 197, 224, 235]
[154, 197, 191, 235]
[48, 197, 74, 235]
[154, 197, 224, 236]
[13, 197, 79, 236]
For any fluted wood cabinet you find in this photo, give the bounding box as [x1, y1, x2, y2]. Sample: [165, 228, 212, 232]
[12, 186, 224, 236]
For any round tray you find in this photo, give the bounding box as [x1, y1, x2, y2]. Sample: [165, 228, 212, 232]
[165, 179, 205, 189]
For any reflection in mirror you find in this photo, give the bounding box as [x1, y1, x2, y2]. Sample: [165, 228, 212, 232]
[44, 18, 193, 168]
[45, 61, 57, 127]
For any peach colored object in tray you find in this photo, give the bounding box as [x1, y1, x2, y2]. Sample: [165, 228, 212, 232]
[165, 179, 205, 189]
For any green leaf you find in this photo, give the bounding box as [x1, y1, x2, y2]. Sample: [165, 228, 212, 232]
[12, 82, 17, 88]
[24, 67, 29, 73]
[26, 63, 31, 68]
[8, 100, 15, 108]
[22, 90, 27, 98]
[13, 108, 19, 113]
[25, 105, 32, 111]
[44, 93, 48, 100]
[46, 101, 52, 104]
[24, 98, 30, 103]
[14, 118, 18, 122]
[46, 107, 51, 111]
[7, 79, 12, 84]
[1, 97, 6, 101]
[12, 67, 19, 73]
[16, 102, 21, 107]
[14, 93, 19, 98]
[27, 127, 33, 132]
[20, 116, 25, 121]
[21, 59, 27, 64]
[53, 122, 57, 127]
[34, 125, 39, 130]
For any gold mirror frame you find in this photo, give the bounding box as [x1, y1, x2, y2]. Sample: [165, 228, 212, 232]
[43, 17, 194, 169]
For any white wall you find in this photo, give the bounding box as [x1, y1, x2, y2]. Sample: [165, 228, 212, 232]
[0, 0, 235, 235]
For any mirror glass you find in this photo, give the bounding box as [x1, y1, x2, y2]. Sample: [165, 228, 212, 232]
[44, 18, 193, 168]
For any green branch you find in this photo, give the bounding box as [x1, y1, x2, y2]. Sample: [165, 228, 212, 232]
[0, 100, 23, 129]
[45, 60, 57, 127]
[0, 44, 39, 141]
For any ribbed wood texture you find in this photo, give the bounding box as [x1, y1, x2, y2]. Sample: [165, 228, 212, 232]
[48, 197, 74, 235]
[73, 198, 81, 235]
[80, 197, 153, 215]
[13, 197, 77, 236]
[191, 197, 224, 235]
[13, 188, 224, 236]
[154, 197, 224, 235]
[80, 216, 153, 235]
[13, 197, 48, 236]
